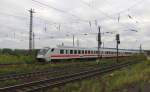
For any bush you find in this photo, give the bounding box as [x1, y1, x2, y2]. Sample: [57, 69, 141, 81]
[0, 48, 38, 56]
[0, 54, 36, 64]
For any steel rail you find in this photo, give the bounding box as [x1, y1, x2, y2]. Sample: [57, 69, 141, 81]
[0, 64, 99, 81]
[0, 61, 137, 92]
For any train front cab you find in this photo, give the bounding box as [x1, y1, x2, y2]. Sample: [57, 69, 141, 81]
[37, 47, 52, 62]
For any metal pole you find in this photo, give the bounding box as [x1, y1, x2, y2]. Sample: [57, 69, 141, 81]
[29, 9, 34, 54]
[73, 34, 75, 47]
[116, 34, 120, 62]
[117, 42, 119, 62]
[139, 44, 142, 54]
[98, 26, 102, 62]
[102, 42, 104, 49]
[32, 32, 35, 49]
[77, 38, 79, 47]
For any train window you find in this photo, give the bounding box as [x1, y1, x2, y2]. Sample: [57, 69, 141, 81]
[66, 50, 68, 54]
[74, 50, 77, 54]
[82, 50, 84, 54]
[51, 48, 54, 52]
[38, 48, 49, 55]
[85, 50, 87, 54]
[88, 50, 90, 54]
[78, 50, 81, 54]
[60, 49, 64, 54]
[70, 50, 73, 54]
[96, 51, 98, 54]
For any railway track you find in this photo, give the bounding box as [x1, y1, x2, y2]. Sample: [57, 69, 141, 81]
[0, 61, 138, 92]
[0, 63, 23, 67]
[0, 64, 100, 82]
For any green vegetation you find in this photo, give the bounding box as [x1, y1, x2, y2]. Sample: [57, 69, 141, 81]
[0, 48, 38, 56]
[0, 54, 36, 64]
[102, 60, 150, 92]
[49, 55, 149, 92]
[0, 80, 22, 88]
[0, 54, 147, 88]
[0, 54, 145, 75]
[0, 48, 37, 64]
[0, 61, 96, 75]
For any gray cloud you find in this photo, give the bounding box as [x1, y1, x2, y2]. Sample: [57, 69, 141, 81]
[0, 0, 149, 50]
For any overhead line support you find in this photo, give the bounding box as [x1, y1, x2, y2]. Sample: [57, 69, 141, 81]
[29, 9, 35, 54]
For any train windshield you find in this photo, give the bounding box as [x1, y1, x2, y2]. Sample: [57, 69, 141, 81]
[38, 47, 50, 55]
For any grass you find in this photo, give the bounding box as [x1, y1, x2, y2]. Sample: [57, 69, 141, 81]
[102, 60, 150, 92]
[0, 80, 22, 88]
[0, 54, 145, 75]
[0, 54, 147, 88]
[0, 61, 94, 75]
[0, 54, 35, 64]
[0, 54, 146, 76]
[48, 55, 149, 92]
[0, 61, 99, 87]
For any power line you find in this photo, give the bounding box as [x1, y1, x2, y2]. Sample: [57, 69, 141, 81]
[0, 12, 28, 19]
[34, 16, 82, 28]
[80, 0, 144, 22]
[113, 0, 143, 15]
[32, 0, 88, 22]
[80, 0, 115, 20]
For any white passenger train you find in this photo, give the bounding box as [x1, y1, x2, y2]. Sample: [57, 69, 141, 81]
[37, 45, 139, 62]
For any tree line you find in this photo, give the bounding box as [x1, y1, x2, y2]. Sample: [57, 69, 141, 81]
[0, 48, 39, 56]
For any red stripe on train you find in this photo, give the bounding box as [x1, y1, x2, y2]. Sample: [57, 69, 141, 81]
[51, 54, 80, 57]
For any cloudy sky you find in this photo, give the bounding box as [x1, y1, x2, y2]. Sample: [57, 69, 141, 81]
[0, 0, 150, 50]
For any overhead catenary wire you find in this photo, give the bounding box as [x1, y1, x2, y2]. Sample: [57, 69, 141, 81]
[80, 0, 115, 20]
[0, 12, 28, 20]
[80, 0, 144, 23]
[112, 0, 144, 16]
[0, 0, 142, 33]
[32, 0, 89, 22]
[0, 0, 147, 48]
[0, 0, 145, 25]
